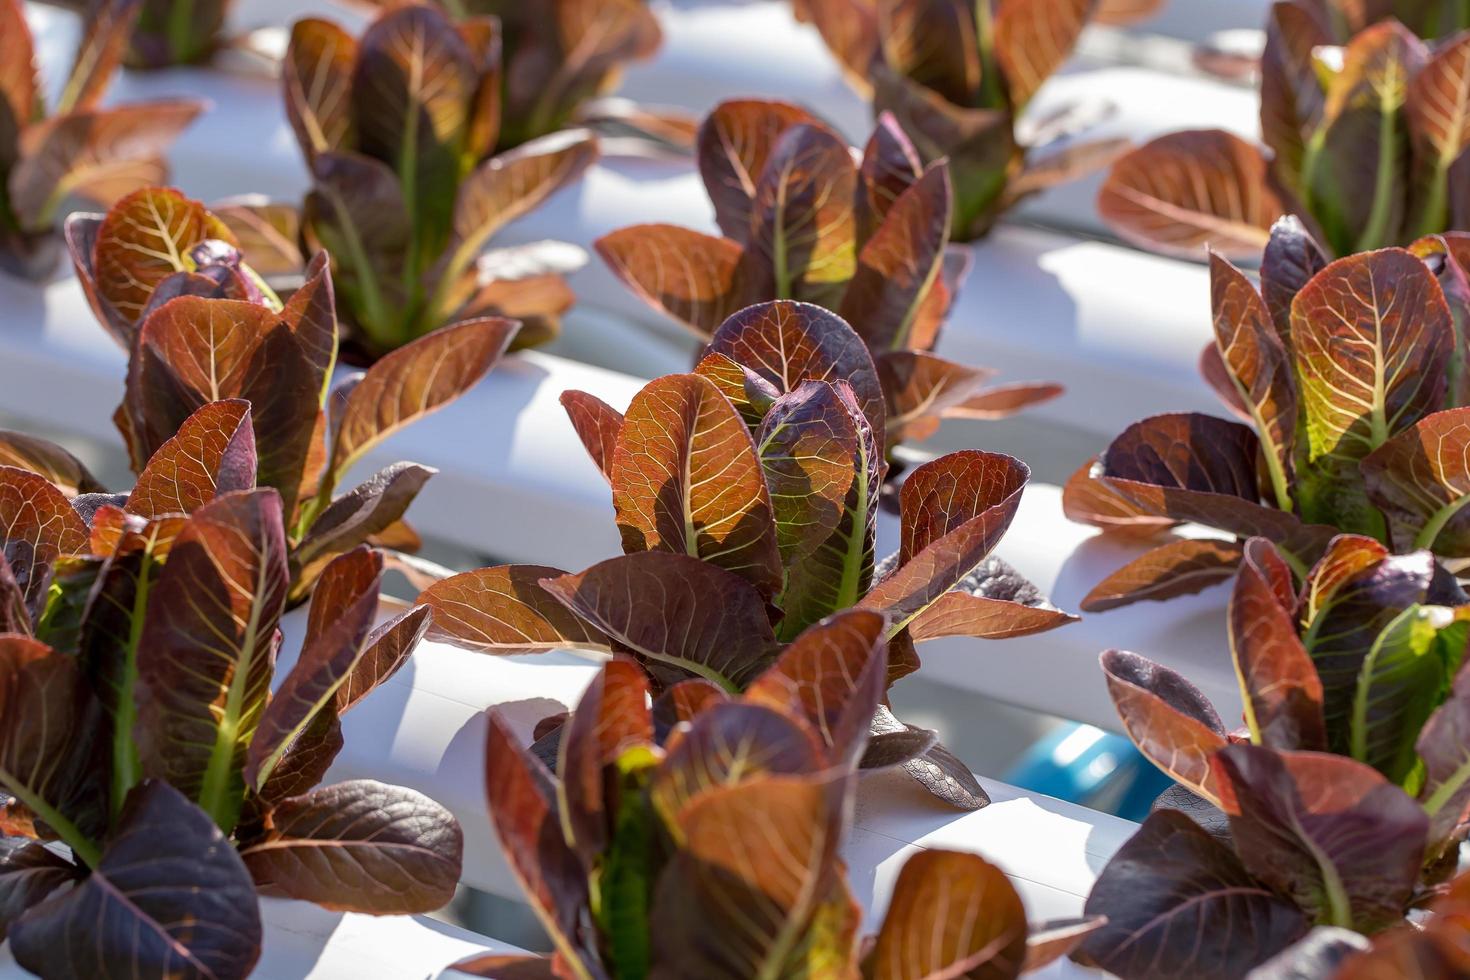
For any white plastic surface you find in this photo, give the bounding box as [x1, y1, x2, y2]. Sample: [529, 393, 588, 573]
[0, 898, 520, 979]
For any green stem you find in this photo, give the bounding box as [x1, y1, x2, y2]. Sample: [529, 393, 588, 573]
[1414, 496, 1470, 551]
[1, 774, 100, 867]
[197, 557, 270, 830]
[169, 0, 196, 63]
[1414, 160, 1451, 240]
[1354, 85, 1402, 252]
[974, 0, 1003, 109]
[111, 554, 155, 817]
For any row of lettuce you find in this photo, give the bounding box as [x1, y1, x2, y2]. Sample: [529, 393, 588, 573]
[4, 0, 1470, 978]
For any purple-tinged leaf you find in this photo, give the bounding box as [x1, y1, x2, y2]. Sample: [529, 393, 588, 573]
[1082, 538, 1244, 613]
[1214, 744, 1428, 932]
[1100, 649, 1228, 805]
[650, 776, 856, 978]
[855, 112, 923, 243]
[993, 0, 1093, 108]
[1362, 407, 1470, 553]
[875, 350, 995, 444]
[1211, 253, 1296, 507]
[0, 636, 107, 857]
[1292, 249, 1451, 532]
[1097, 413, 1333, 557]
[861, 451, 1027, 631]
[1415, 664, 1470, 855]
[745, 123, 859, 308]
[559, 390, 623, 483]
[124, 296, 323, 519]
[8, 100, 203, 231]
[335, 604, 431, 714]
[329, 317, 516, 485]
[0, 431, 104, 498]
[1023, 916, 1107, 972]
[483, 712, 599, 975]
[1299, 547, 1437, 746]
[707, 300, 887, 441]
[745, 609, 887, 766]
[541, 552, 778, 691]
[241, 779, 461, 914]
[1061, 457, 1176, 537]
[0, 465, 90, 612]
[651, 679, 729, 742]
[756, 381, 860, 566]
[559, 660, 653, 861]
[9, 781, 261, 980]
[294, 462, 435, 576]
[246, 548, 381, 792]
[87, 187, 238, 339]
[1075, 810, 1309, 980]
[907, 554, 1076, 639]
[1097, 130, 1281, 259]
[696, 99, 819, 243]
[651, 703, 824, 828]
[1260, 214, 1328, 346]
[1231, 538, 1327, 750]
[839, 163, 951, 352]
[0, 839, 78, 941]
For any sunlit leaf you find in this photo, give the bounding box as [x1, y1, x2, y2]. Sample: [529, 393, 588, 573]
[421, 564, 613, 654]
[134, 490, 289, 830]
[595, 224, 747, 338]
[126, 399, 256, 519]
[1098, 130, 1282, 259]
[696, 99, 819, 243]
[1100, 648, 1228, 805]
[868, 849, 1027, 980]
[610, 373, 782, 598]
[1231, 538, 1327, 750]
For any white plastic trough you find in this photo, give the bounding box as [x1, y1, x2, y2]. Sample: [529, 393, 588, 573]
[0, 898, 522, 979]
[0, 266, 1239, 734]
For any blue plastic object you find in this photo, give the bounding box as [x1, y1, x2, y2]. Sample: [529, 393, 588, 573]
[1002, 723, 1173, 821]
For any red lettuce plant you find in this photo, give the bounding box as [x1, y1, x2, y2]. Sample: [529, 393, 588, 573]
[0, 0, 200, 278]
[281, 3, 597, 357]
[1068, 219, 1470, 610]
[1073, 535, 1470, 977]
[0, 436, 460, 978]
[422, 299, 1074, 809]
[459, 641, 1103, 979]
[67, 189, 516, 603]
[598, 100, 1061, 455]
[348, 0, 664, 150]
[789, 0, 1124, 240]
[1100, 8, 1470, 259]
